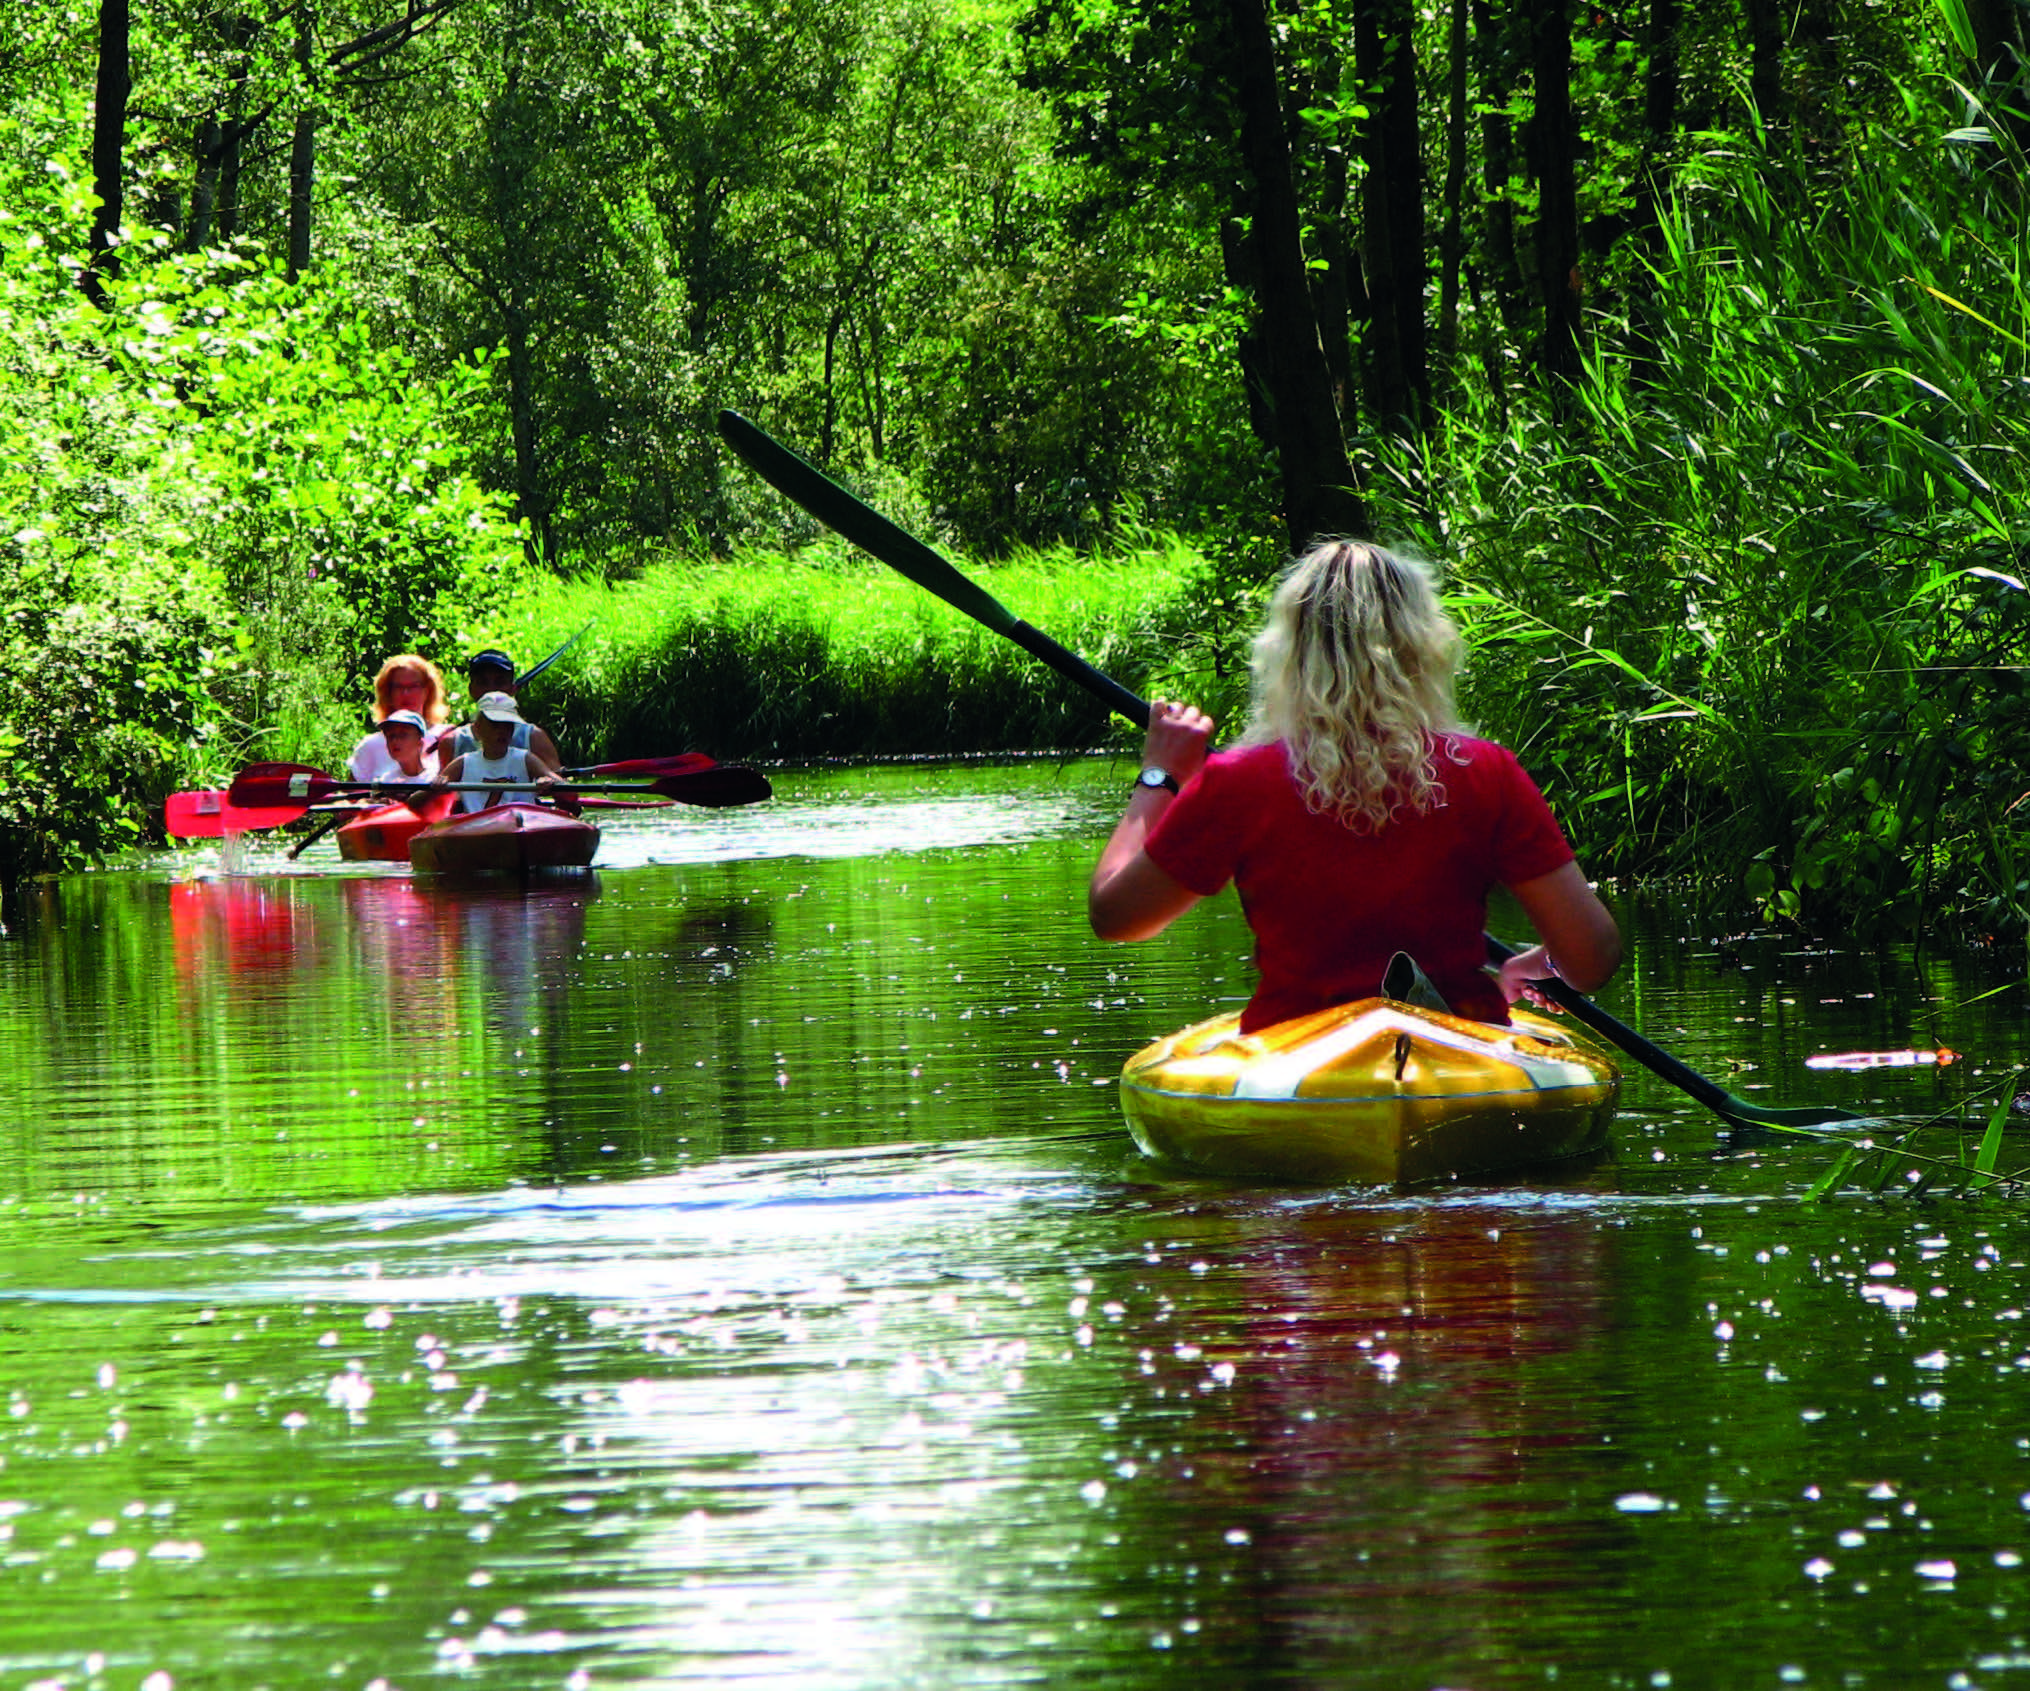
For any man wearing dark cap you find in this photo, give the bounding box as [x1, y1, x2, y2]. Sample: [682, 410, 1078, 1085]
[442, 649, 563, 770]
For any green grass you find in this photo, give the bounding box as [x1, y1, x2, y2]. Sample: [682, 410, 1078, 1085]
[441, 532, 1229, 764]
[1361, 82, 2030, 947]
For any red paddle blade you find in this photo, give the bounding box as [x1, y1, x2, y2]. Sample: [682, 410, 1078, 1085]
[165, 790, 309, 837]
[648, 765, 772, 808]
[567, 752, 719, 779]
[228, 765, 349, 806]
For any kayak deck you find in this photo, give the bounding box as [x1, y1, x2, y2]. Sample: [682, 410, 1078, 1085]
[1119, 997, 1620, 1186]
[408, 803, 600, 875]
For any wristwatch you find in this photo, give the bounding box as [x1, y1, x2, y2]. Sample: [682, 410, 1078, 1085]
[1136, 767, 1180, 795]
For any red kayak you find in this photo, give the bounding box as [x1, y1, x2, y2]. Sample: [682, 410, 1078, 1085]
[407, 803, 600, 875]
[336, 792, 459, 862]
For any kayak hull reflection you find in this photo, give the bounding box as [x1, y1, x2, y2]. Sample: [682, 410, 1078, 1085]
[408, 803, 600, 875]
[1119, 997, 1620, 1186]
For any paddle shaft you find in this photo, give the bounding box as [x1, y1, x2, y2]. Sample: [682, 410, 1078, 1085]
[718, 410, 1149, 726]
[288, 813, 347, 859]
[718, 410, 1873, 1137]
[226, 758, 771, 814]
[1482, 935, 1779, 1122]
[518, 620, 595, 688]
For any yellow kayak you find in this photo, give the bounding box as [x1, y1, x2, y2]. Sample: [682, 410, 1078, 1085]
[1119, 997, 1620, 1186]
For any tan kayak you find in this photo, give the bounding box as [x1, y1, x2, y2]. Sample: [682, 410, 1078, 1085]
[408, 803, 600, 875]
[1119, 997, 1620, 1186]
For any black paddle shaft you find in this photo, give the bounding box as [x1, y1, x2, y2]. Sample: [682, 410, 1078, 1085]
[718, 410, 1149, 728]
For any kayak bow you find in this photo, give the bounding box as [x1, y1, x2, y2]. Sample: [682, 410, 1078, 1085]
[1121, 996, 1620, 1185]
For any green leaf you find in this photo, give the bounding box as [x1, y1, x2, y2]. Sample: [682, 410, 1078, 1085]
[1801, 1142, 1860, 1203]
[1973, 1078, 2016, 1186]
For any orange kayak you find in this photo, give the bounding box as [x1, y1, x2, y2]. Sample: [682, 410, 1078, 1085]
[407, 803, 600, 875]
[336, 793, 459, 862]
[1118, 997, 1619, 1186]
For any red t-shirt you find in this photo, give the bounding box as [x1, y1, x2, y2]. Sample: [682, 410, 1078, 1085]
[1144, 736, 1574, 1032]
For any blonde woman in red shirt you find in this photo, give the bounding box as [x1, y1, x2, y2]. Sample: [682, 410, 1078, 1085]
[1089, 539, 1620, 1030]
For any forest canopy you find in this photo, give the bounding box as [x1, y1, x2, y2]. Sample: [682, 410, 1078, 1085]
[6, 0, 2030, 954]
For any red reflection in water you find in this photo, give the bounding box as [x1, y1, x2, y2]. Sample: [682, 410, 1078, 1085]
[169, 879, 314, 975]
[1146, 1203, 1624, 1684]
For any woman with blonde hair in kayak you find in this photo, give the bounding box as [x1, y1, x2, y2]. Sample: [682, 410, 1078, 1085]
[1089, 538, 1621, 1031]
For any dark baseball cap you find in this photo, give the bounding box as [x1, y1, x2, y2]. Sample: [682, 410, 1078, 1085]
[467, 649, 515, 676]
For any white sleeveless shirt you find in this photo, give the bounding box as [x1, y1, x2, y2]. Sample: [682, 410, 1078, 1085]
[456, 746, 536, 812]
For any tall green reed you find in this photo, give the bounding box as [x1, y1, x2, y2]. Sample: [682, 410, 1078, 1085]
[1374, 82, 2030, 947]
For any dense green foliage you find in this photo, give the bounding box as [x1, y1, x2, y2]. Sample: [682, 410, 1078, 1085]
[6, 0, 2030, 962]
[1412, 100, 2030, 945]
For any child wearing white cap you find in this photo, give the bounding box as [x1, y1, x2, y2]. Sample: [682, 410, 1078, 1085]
[376, 709, 438, 780]
[435, 692, 568, 812]
[350, 707, 442, 783]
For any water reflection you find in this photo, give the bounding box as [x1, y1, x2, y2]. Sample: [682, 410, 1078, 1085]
[0, 763, 2027, 1690]
[168, 877, 318, 976]
[1180, 1204, 1620, 1681]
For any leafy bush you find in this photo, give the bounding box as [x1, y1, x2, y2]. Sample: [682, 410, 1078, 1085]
[0, 127, 525, 889]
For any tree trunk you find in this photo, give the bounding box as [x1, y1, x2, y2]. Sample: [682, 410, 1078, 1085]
[85, 0, 131, 308]
[188, 117, 222, 251]
[1436, 0, 1470, 387]
[288, 3, 317, 280]
[493, 2, 553, 566]
[504, 295, 552, 566]
[1744, 0, 1785, 136]
[1354, 0, 1427, 434]
[822, 304, 844, 462]
[192, 12, 259, 251]
[1529, 0, 1581, 391]
[1216, 216, 1279, 450]
[1314, 134, 1357, 414]
[1219, 0, 1367, 551]
[1626, 0, 1682, 385]
[1966, 0, 2029, 74]
[1957, 0, 2030, 157]
[1471, 0, 1525, 341]
[218, 126, 245, 238]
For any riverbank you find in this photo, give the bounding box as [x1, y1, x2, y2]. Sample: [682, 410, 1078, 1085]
[409, 536, 1233, 770]
[12, 518, 2026, 960]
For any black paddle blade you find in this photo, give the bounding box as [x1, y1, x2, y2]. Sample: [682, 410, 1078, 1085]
[718, 411, 1019, 635]
[651, 766, 772, 808]
[717, 410, 1150, 728]
[520, 619, 596, 687]
[1485, 934, 1875, 1136]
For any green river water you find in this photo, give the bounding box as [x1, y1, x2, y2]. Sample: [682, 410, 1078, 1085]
[1, 761, 2026, 1691]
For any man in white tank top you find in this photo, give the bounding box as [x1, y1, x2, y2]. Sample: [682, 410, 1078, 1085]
[435, 692, 568, 812]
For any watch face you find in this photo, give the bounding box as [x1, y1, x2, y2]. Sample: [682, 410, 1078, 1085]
[1138, 768, 1174, 790]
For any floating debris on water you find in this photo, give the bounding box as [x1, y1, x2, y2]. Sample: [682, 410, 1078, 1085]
[1804, 1048, 1959, 1071]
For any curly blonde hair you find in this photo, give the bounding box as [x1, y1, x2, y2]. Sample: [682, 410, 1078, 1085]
[371, 655, 450, 726]
[1239, 539, 1466, 832]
